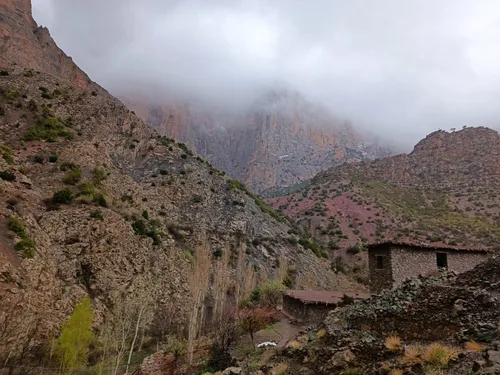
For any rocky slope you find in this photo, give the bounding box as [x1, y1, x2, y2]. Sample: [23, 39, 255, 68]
[125, 90, 391, 193]
[267, 127, 500, 264]
[274, 256, 500, 374]
[0, 0, 361, 368]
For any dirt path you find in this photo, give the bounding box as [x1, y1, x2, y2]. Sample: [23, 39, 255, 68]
[252, 315, 305, 348]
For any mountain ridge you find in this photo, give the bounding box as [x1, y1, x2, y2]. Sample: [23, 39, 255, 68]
[125, 91, 392, 193]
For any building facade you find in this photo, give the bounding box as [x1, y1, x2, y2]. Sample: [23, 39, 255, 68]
[282, 290, 369, 326]
[368, 241, 489, 293]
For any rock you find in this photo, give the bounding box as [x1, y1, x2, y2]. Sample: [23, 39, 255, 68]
[452, 298, 466, 317]
[222, 367, 242, 375]
[328, 349, 355, 368]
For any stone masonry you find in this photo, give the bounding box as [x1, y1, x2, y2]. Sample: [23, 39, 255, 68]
[368, 241, 489, 293]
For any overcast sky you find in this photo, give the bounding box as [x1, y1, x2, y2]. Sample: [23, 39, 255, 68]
[31, 0, 500, 147]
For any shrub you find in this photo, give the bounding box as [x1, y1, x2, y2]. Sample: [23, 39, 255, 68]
[465, 341, 486, 352]
[15, 238, 36, 258]
[259, 280, 286, 307]
[0, 105, 4, 116]
[23, 115, 73, 142]
[0, 71, 9, 76]
[347, 244, 363, 255]
[92, 193, 108, 207]
[424, 343, 460, 368]
[142, 210, 149, 220]
[0, 170, 15, 181]
[212, 248, 223, 258]
[60, 162, 78, 171]
[91, 167, 106, 184]
[28, 99, 37, 111]
[52, 189, 74, 205]
[8, 216, 27, 238]
[0, 144, 13, 163]
[48, 153, 58, 163]
[270, 363, 288, 375]
[89, 210, 103, 220]
[63, 168, 82, 185]
[316, 328, 327, 339]
[385, 335, 401, 351]
[132, 220, 147, 235]
[33, 154, 44, 164]
[192, 195, 202, 203]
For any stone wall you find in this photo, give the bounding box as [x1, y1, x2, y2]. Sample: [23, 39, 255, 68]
[283, 295, 335, 326]
[391, 247, 489, 289]
[390, 247, 438, 287]
[448, 251, 489, 274]
[369, 248, 393, 293]
[369, 246, 489, 293]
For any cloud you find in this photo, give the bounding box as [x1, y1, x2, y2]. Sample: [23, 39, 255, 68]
[31, 0, 500, 147]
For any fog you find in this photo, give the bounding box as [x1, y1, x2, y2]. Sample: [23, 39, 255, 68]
[32, 0, 500, 147]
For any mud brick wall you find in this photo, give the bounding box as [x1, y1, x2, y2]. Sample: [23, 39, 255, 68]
[283, 295, 335, 326]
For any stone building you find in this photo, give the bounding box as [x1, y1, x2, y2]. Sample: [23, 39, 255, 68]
[367, 241, 490, 293]
[282, 290, 370, 326]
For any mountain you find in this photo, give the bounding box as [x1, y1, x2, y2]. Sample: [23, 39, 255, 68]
[125, 89, 391, 193]
[0, 0, 359, 368]
[266, 126, 500, 260]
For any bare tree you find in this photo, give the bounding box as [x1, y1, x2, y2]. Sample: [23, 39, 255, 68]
[187, 242, 212, 364]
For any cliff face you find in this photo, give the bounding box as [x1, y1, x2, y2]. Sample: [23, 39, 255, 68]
[0, 0, 95, 90]
[125, 90, 391, 193]
[0, 0, 360, 367]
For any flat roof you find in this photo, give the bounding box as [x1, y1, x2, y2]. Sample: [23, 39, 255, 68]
[284, 290, 370, 305]
[366, 240, 489, 253]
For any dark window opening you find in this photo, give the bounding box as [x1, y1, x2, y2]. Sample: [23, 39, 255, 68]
[376, 255, 384, 269]
[436, 252, 448, 269]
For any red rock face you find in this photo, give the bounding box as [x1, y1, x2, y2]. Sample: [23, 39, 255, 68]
[124, 91, 392, 193]
[0, 0, 95, 90]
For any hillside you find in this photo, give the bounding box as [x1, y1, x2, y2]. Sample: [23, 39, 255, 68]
[236, 257, 500, 374]
[125, 90, 391, 193]
[0, 0, 360, 369]
[267, 127, 500, 266]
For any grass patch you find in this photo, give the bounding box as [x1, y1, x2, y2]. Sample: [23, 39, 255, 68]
[0, 144, 14, 164]
[63, 168, 82, 185]
[22, 111, 73, 142]
[8, 216, 27, 238]
[8, 216, 36, 258]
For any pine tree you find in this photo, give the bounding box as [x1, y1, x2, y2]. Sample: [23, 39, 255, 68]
[55, 297, 94, 374]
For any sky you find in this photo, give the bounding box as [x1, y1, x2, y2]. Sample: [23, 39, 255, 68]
[31, 0, 500, 148]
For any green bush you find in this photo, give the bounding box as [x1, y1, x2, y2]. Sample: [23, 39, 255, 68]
[52, 189, 73, 205]
[132, 220, 147, 235]
[259, 280, 286, 307]
[23, 115, 73, 142]
[91, 167, 106, 184]
[0, 71, 9, 76]
[89, 210, 103, 220]
[142, 210, 149, 220]
[60, 162, 78, 171]
[48, 153, 58, 163]
[0, 144, 13, 163]
[0, 170, 15, 181]
[15, 238, 36, 258]
[8, 216, 27, 238]
[63, 168, 82, 185]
